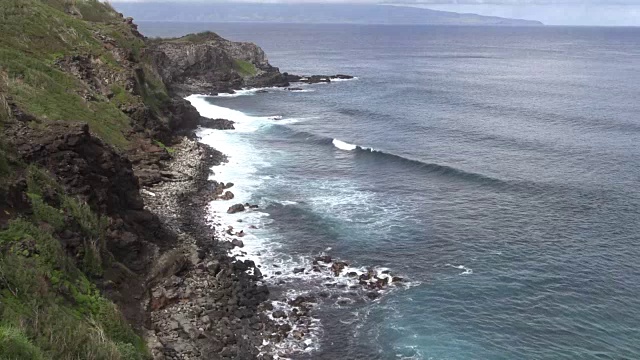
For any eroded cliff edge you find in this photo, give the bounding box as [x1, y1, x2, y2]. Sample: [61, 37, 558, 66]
[149, 32, 289, 97]
[0, 1, 288, 359]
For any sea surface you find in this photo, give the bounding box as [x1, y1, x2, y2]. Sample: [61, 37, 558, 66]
[139, 22, 640, 359]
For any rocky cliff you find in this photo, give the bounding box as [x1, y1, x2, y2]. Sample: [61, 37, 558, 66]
[148, 32, 289, 97]
[0, 0, 286, 359]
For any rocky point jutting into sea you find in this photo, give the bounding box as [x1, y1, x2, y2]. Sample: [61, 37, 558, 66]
[0, 1, 396, 359]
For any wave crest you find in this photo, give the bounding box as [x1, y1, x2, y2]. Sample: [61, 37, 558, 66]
[332, 138, 357, 151]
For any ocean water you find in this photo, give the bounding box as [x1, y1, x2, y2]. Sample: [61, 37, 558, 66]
[140, 23, 640, 359]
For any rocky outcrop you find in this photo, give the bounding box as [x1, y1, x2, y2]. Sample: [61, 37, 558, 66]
[148, 32, 289, 97]
[199, 118, 235, 130]
[5, 121, 173, 271]
[284, 73, 354, 84]
[139, 138, 280, 359]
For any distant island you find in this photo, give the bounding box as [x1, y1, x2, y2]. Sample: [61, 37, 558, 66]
[111, 3, 544, 26]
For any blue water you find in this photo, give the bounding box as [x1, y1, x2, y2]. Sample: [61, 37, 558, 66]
[140, 23, 640, 359]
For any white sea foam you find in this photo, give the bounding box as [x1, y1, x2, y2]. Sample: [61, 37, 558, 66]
[330, 76, 359, 82]
[211, 85, 316, 98]
[186, 95, 410, 358]
[446, 263, 474, 275]
[332, 138, 357, 151]
[214, 86, 284, 97]
[331, 138, 379, 153]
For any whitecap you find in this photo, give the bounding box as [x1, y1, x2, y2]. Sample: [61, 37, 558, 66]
[330, 76, 359, 82]
[214, 86, 286, 97]
[446, 263, 474, 275]
[332, 138, 357, 151]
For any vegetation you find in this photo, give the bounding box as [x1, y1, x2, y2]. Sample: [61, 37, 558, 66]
[0, 166, 149, 360]
[153, 140, 175, 154]
[0, 0, 170, 149]
[0, 326, 46, 360]
[0, 1, 208, 358]
[154, 31, 223, 44]
[234, 59, 258, 77]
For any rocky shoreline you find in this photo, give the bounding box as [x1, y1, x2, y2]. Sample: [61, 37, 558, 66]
[135, 83, 412, 358]
[136, 122, 407, 359]
[0, 2, 400, 357]
[139, 137, 276, 359]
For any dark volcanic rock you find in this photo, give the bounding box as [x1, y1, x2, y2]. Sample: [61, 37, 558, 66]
[227, 203, 246, 214]
[7, 122, 173, 264]
[149, 31, 289, 97]
[199, 117, 235, 130]
[218, 191, 234, 200]
[286, 73, 354, 84]
[165, 98, 202, 133]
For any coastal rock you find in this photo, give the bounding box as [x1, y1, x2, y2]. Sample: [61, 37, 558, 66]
[206, 260, 221, 275]
[286, 73, 354, 84]
[149, 31, 289, 97]
[331, 261, 348, 276]
[199, 117, 235, 130]
[227, 203, 246, 214]
[231, 239, 244, 248]
[218, 191, 235, 200]
[288, 295, 316, 307]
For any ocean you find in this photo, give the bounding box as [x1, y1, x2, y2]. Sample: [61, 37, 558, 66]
[139, 22, 640, 359]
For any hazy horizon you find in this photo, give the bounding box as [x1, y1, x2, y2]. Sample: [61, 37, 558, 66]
[108, 0, 640, 26]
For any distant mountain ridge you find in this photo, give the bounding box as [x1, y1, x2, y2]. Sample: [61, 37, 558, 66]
[112, 3, 544, 26]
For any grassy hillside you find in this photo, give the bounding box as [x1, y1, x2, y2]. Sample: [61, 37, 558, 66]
[0, 1, 162, 358]
[0, 0, 168, 149]
[0, 166, 149, 360]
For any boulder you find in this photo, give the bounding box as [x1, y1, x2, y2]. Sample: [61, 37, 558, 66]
[332, 74, 354, 80]
[200, 118, 235, 130]
[231, 239, 244, 248]
[217, 190, 234, 200]
[227, 203, 245, 214]
[331, 261, 348, 276]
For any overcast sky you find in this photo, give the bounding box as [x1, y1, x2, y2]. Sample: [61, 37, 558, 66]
[108, 0, 640, 26]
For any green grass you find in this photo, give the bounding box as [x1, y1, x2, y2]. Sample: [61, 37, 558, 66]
[0, 0, 130, 148]
[0, 2, 173, 356]
[0, 0, 171, 150]
[153, 140, 174, 154]
[156, 31, 222, 44]
[75, 0, 119, 23]
[233, 59, 258, 77]
[0, 166, 149, 360]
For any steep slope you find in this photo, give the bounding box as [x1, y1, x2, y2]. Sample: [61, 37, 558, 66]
[1, 0, 296, 358]
[0, 1, 264, 359]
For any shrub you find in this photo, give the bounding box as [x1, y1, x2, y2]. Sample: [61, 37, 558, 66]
[0, 326, 45, 360]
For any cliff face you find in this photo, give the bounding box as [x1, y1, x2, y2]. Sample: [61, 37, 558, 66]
[149, 32, 288, 97]
[0, 0, 294, 358]
[0, 1, 242, 358]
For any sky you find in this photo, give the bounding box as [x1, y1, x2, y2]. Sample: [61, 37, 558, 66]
[108, 0, 640, 26]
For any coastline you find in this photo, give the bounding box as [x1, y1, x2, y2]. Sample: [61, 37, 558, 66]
[141, 137, 280, 359]
[147, 88, 406, 359]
